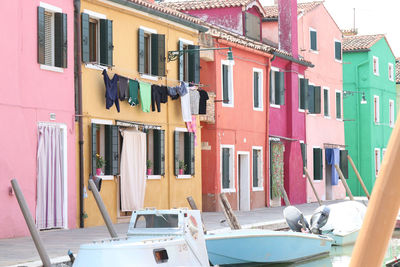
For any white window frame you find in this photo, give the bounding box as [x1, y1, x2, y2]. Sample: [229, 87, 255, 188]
[252, 146, 264, 191]
[174, 127, 192, 179]
[374, 148, 381, 177]
[253, 68, 264, 111]
[389, 99, 395, 127]
[335, 90, 342, 120]
[221, 60, 234, 108]
[309, 27, 318, 53]
[221, 144, 236, 192]
[334, 39, 342, 62]
[374, 95, 380, 123]
[389, 63, 394, 81]
[270, 66, 281, 108]
[298, 74, 305, 112]
[373, 56, 379, 76]
[299, 140, 306, 178]
[323, 87, 330, 118]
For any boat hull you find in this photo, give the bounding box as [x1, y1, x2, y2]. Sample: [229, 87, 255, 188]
[327, 229, 359, 246]
[205, 229, 333, 265]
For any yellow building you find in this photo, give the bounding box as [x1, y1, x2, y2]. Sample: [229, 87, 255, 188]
[76, 0, 207, 227]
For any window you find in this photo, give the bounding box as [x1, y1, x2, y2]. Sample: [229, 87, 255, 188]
[245, 12, 261, 41]
[138, 27, 165, 77]
[307, 84, 321, 114]
[146, 129, 165, 177]
[389, 63, 394, 81]
[252, 147, 263, 189]
[221, 145, 235, 191]
[336, 91, 342, 119]
[339, 150, 349, 179]
[253, 68, 263, 110]
[82, 10, 113, 66]
[373, 56, 379, 76]
[270, 68, 285, 106]
[299, 77, 309, 111]
[389, 100, 395, 127]
[300, 142, 307, 175]
[37, 4, 67, 69]
[91, 122, 119, 176]
[178, 40, 200, 83]
[310, 28, 317, 51]
[174, 130, 195, 177]
[323, 88, 330, 117]
[313, 147, 323, 180]
[374, 95, 380, 123]
[334, 40, 342, 61]
[222, 60, 234, 106]
[374, 148, 381, 177]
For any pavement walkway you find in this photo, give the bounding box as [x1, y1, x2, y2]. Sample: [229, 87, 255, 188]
[0, 199, 366, 267]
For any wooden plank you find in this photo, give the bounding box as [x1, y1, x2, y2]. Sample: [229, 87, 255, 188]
[219, 193, 241, 230]
[186, 196, 207, 233]
[334, 164, 354, 200]
[304, 167, 322, 206]
[348, 155, 370, 199]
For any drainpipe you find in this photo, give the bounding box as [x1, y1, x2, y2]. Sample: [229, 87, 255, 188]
[74, 0, 84, 228]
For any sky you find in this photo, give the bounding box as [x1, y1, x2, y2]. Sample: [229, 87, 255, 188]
[261, 0, 400, 57]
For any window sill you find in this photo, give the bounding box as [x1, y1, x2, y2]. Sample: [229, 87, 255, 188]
[298, 109, 305, 113]
[336, 118, 343, 121]
[310, 49, 319, 54]
[252, 187, 264, 192]
[40, 64, 64, 73]
[176, 174, 192, 179]
[95, 175, 114, 181]
[373, 72, 379, 76]
[313, 180, 322, 183]
[221, 188, 236, 193]
[147, 175, 162, 180]
[270, 104, 280, 109]
[85, 63, 108, 71]
[140, 73, 159, 81]
[335, 59, 342, 63]
[222, 103, 234, 108]
[324, 116, 331, 119]
[253, 107, 264, 112]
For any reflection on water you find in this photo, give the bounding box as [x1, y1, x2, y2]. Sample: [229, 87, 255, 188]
[222, 231, 400, 267]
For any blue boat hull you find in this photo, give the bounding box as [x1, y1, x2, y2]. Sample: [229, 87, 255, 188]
[205, 229, 333, 265]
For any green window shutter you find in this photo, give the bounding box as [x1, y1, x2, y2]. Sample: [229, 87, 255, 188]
[174, 131, 180, 176]
[308, 85, 315, 113]
[310, 30, 317, 50]
[37, 6, 45, 64]
[300, 143, 307, 174]
[151, 34, 165, 76]
[340, 150, 349, 179]
[184, 132, 195, 175]
[323, 89, 329, 116]
[160, 130, 165, 175]
[91, 123, 98, 175]
[100, 19, 113, 66]
[335, 41, 342, 60]
[299, 78, 309, 110]
[178, 41, 184, 81]
[314, 86, 321, 114]
[153, 130, 165, 175]
[269, 71, 273, 102]
[336, 92, 341, 119]
[81, 13, 89, 63]
[188, 45, 200, 84]
[254, 72, 259, 108]
[253, 150, 258, 187]
[138, 29, 145, 73]
[105, 125, 119, 175]
[313, 148, 322, 180]
[275, 71, 284, 105]
[222, 148, 230, 189]
[54, 13, 67, 68]
[222, 65, 229, 102]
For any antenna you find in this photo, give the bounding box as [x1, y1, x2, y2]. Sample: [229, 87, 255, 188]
[353, 8, 356, 31]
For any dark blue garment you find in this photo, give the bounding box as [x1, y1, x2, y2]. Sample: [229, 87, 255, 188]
[102, 69, 120, 112]
[325, 148, 339, 185]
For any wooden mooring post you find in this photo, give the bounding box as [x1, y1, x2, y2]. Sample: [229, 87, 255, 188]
[186, 196, 207, 233]
[219, 193, 241, 230]
[334, 164, 354, 200]
[347, 155, 370, 199]
[304, 167, 322, 206]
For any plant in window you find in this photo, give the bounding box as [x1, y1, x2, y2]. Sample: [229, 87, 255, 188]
[147, 160, 153, 175]
[96, 154, 106, 175]
[178, 160, 187, 175]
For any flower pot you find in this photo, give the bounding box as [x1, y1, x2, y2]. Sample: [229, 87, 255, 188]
[179, 169, 184, 175]
[147, 169, 152, 175]
[96, 168, 102, 176]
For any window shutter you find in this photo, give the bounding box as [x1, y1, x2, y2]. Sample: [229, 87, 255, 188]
[335, 42, 342, 60]
[153, 130, 165, 176]
[81, 13, 89, 63]
[174, 131, 180, 176]
[151, 34, 165, 76]
[253, 150, 258, 187]
[254, 72, 259, 108]
[314, 86, 321, 114]
[91, 123, 98, 175]
[308, 85, 315, 113]
[336, 92, 341, 119]
[188, 45, 200, 84]
[100, 19, 113, 66]
[37, 6, 45, 64]
[323, 89, 328, 116]
[300, 143, 307, 174]
[245, 12, 261, 41]
[54, 13, 67, 68]
[340, 150, 348, 179]
[278, 72, 285, 105]
[313, 148, 322, 180]
[178, 40, 184, 81]
[138, 29, 145, 73]
[105, 125, 119, 175]
[310, 31, 317, 50]
[222, 148, 230, 189]
[300, 78, 308, 110]
[269, 70, 273, 102]
[184, 132, 195, 175]
[222, 65, 229, 102]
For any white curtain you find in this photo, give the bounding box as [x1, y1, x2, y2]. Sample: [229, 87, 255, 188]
[36, 124, 65, 229]
[120, 129, 147, 211]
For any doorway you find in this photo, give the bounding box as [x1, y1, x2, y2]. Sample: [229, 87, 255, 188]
[269, 140, 284, 207]
[237, 152, 250, 211]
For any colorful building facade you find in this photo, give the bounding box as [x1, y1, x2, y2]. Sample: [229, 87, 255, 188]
[1, 0, 76, 238]
[343, 34, 397, 196]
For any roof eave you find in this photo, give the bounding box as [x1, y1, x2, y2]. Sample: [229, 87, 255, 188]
[262, 17, 278, 22]
[343, 48, 371, 53]
[273, 51, 314, 68]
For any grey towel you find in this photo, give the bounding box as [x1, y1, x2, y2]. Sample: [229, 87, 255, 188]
[119, 76, 129, 101]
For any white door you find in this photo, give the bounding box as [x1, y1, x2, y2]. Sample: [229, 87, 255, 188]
[238, 152, 250, 211]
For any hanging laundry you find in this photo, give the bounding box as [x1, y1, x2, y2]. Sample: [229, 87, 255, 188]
[102, 69, 120, 112]
[198, 89, 209, 115]
[151, 85, 168, 112]
[189, 89, 200, 115]
[139, 81, 151, 112]
[167, 86, 179, 100]
[186, 115, 198, 146]
[128, 79, 139, 106]
[325, 148, 340, 185]
[118, 76, 129, 101]
[181, 92, 192, 122]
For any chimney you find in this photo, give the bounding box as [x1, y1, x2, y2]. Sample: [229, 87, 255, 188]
[278, 0, 298, 58]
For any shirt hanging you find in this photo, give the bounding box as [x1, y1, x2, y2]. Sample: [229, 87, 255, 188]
[181, 93, 192, 122]
[139, 81, 151, 112]
[189, 89, 200, 115]
[198, 89, 209, 115]
[102, 69, 120, 112]
[128, 79, 139, 106]
[118, 76, 129, 101]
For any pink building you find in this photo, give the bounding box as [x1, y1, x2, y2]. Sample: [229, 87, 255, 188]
[0, 0, 76, 238]
[263, 1, 346, 202]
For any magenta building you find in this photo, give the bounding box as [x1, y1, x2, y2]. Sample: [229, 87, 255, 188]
[0, 0, 76, 238]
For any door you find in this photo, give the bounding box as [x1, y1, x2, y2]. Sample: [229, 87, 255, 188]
[238, 152, 250, 211]
[269, 141, 284, 207]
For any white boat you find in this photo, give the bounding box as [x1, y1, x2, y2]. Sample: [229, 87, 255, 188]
[73, 209, 209, 267]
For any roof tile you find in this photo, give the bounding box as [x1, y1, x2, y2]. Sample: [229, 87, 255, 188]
[161, 0, 255, 11]
[343, 34, 385, 52]
[263, 1, 323, 19]
[396, 58, 400, 83]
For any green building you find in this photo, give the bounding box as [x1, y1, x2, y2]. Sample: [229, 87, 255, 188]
[343, 34, 396, 196]
[396, 58, 400, 112]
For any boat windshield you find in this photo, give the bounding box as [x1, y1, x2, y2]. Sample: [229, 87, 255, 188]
[134, 214, 179, 228]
